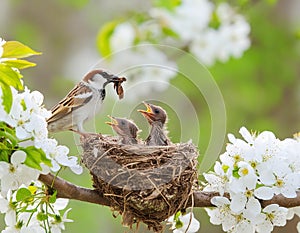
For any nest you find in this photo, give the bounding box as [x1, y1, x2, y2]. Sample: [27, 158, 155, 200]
[81, 134, 199, 232]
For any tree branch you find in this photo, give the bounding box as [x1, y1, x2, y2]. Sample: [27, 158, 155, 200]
[261, 192, 300, 208]
[192, 191, 300, 208]
[38, 173, 110, 206]
[38, 173, 300, 209]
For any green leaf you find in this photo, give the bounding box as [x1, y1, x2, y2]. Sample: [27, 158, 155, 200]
[0, 82, 13, 113]
[3, 59, 36, 70]
[16, 188, 32, 202]
[37, 212, 48, 221]
[0, 142, 9, 150]
[209, 11, 221, 29]
[96, 21, 119, 57]
[174, 211, 181, 221]
[0, 122, 17, 137]
[162, 27, 179, 38]
[232, 167, 240, 178]
[175, 219, 183, 229]
[153, 0, 181, 11]
[2, 41, 41, 59]
[0, 129, 18, 147]
[222, 164, 229, 173]
[22, 146, 52, 170]
[0, 150, 9, 162]
[0, 64, 23, 90]
[49, 190, 57, 204]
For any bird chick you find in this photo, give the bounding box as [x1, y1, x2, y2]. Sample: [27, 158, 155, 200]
[138, 102, 170, 146]
[106, 116, 139, 144]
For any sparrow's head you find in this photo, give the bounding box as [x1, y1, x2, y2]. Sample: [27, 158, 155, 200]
[83, 69, 125, 89]
[138, 102, 167, 125]
[106, 116, 139, 138]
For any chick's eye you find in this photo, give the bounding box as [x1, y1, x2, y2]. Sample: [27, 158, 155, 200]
[154, 109, 160, 114]
[121, 121, 125, 125]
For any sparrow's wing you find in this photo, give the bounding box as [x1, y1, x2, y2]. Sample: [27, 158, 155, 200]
[47, 82, 93, 124]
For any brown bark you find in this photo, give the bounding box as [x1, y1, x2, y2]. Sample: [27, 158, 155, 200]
[38, 173, 300, 209]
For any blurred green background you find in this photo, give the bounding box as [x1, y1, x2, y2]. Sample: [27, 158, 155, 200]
[1, 0, 299, 232]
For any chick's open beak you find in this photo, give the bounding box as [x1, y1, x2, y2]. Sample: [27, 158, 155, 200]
[105, 115, 119, 126]
[138, 102, 155, 122]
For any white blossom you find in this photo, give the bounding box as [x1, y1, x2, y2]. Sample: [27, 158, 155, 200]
[15, 212, 44, 233]
[255, 204, 288, 233]
[52, 199, 69, 211]
[253, 186, 274, 200]
[167, 211, 200, 233]
[0, 151, 40, 196]
[1, 220, 43, 233]
[105, 1, 251, 70]
[50, 208, 73, 233]
[4, 87, 51, 142]
[54, 153, 83, 175]
[0, 191, 16, 227]
[204, 127, 300, 232]
[228, 161, 257, 194]
[0, 84, 80, 232]
[2, 226, 31, 233]
[216, 18, 250, 62]
[36, 139, 82, 174]
[151, 0, 213, 42]
[216, 3, 238, 23]
[206, 197, 236, 232]
[1, 205, 43, 233]
[110, 22, 135, 53]
[242, 196, 261, 222]
[280, 138, 300, 172]
[203, 161, 229, 195]
[192, 3, 250, 65]
[189, 29, 219, 66]
[239, 127, 254, 144]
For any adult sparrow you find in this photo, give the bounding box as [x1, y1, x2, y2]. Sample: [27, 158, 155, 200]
[47, 69, 125, 133]
[106, 116, 139, 144]
[138, 102, 170, 146]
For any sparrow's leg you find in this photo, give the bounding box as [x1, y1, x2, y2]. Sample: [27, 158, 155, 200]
[77, 122, 85, 133]
[70, 127, 101, 138]
[70, 128, 88, 137]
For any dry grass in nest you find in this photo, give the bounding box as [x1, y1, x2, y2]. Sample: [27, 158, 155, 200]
[81, 134, 199, 232]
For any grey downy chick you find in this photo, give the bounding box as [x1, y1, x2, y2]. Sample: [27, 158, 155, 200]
[106, 116, 139, 144]
[138, 102, 170, 146]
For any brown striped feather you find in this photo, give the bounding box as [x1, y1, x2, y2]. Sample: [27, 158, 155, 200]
[47, 82, 93, 124]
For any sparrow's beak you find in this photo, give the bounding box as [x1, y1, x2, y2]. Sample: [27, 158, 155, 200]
[138, 102, 155, 122]
[103, 75, 126, 88]
[105, 115, 119, 126]
[110, 76, 127, 83]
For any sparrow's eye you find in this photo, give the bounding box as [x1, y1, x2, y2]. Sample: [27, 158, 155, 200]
[121, 121, 126, 125]
[154, 109, 160, 114]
